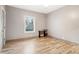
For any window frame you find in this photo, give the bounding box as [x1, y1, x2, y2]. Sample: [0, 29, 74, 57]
[24, 16, 35, 33]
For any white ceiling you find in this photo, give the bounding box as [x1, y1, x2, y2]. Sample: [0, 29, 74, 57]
[9, 5, 65, 14]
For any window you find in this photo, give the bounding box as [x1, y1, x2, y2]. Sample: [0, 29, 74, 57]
[24, 16, 35, 33]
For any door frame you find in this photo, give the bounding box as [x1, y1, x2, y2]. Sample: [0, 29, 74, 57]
[0, 6, 6, 49]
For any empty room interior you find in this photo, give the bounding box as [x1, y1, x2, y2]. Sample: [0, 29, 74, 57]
[1, 5, 79, 54]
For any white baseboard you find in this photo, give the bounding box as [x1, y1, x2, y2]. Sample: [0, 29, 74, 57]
[6, 36, 38, 41]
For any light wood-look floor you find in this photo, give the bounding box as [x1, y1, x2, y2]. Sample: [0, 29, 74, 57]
[1, 37, 79, 54]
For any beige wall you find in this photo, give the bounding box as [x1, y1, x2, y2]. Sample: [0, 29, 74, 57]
[6, 5, 79, 43]
[47, 6, 79, 43]
[6, 6, 46, 40]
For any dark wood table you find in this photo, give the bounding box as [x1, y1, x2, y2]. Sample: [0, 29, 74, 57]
[38, 30, 48, 38]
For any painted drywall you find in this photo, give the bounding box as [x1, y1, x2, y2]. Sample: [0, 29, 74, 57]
[6, 6, 46, 40]
[47, 6, 79, 43]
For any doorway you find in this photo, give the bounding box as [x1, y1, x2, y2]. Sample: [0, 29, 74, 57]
[0, 6, 6, 50]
